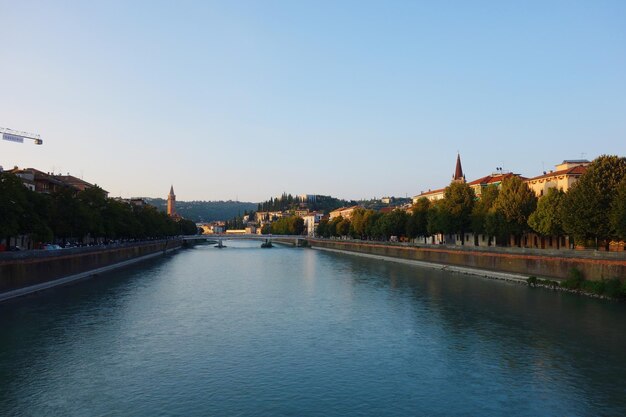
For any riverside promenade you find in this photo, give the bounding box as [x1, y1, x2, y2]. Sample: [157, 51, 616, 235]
[308, 238, 626, 282]
[0, 239, 182, 302]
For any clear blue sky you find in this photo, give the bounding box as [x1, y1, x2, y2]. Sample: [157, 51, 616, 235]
[2, 1, 625, 202]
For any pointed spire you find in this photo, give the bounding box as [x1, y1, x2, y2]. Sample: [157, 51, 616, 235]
[453, 153, 464, 181]
[167, 185, 176, 216]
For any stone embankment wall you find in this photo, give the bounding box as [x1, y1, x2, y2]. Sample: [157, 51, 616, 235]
[308, 239, 626, 281]
[272, 237, 307, 247]
[0, 239, 182, 297]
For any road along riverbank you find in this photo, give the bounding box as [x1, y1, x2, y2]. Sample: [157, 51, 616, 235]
[0, 239, 182, 302]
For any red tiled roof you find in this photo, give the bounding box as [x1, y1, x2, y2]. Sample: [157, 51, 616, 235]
[417, 172, 530, 199]
[468, 173, 526, 186]
[526, 165, 587, 182]
[55, 175, 94, 187]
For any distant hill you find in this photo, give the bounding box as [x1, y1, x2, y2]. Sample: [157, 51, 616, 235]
[258, 194, 356, 214]
[144, 198, 257, 222]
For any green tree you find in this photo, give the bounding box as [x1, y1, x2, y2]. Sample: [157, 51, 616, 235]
[364, 212, 383, 240]
[443, 182, 475, 244]
[427, 201, 451, 237]
[291, 216, 305, 235]
[21, 190, 53, 245]
[406, 198, 430, 240]
[336, 218, 351, 237]
[349, 208, 368, 238]
[270, 217, 288, 234]
[379, 210, 408, 240]
[135, 205, 176, 238]
[0, 173, 29, 245]
[178, 218, 200, 235]
[528, 188, 566, 246]
[492, 176, 537, 245]
[471, 185, 499, 236]
[49, 187, 90, 243]
[562, 155, 626, 247]
[270, 216, 305, 235]
[316, 218, 329, 237]
[103, 199, 138, 239]
[484, 210, 507, 245]
[610, 177, 626, 241]
[77, 186, 108, 238]
[328, 216, 343, 237]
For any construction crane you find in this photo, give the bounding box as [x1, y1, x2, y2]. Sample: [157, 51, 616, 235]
[0, 126, 43, 145]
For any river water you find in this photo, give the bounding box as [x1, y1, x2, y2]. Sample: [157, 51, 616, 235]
[1, 240, 625, 416]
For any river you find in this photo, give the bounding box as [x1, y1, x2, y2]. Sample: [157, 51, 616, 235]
[1, 240, 625, 416]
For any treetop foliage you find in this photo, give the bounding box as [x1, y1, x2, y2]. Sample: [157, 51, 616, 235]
[257, 193, 354, 214]
[492, 176, 537, 236]
[0, 172, 198, 248]
[528, 188, 566, 238]
[562, 155, 626, 245]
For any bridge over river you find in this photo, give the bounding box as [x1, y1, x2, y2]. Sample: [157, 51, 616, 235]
[183, 234, 308, 247]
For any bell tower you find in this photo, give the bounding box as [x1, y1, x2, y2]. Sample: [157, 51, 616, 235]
[167, 185, 176, 216]
[452, 153, 466, 183]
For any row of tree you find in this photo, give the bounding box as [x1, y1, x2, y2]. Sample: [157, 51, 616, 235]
[264, 216, 305, 235]
[316, 155, 626, 248]
[317, 208, 416, 241]
[225, 210, 254, 230]
[0, 173, 198, 248]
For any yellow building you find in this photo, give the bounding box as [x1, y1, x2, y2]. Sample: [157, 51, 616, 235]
[525, 160, 589, 197]
[329, 205, 361, 220]
[413, 187, 446, 203]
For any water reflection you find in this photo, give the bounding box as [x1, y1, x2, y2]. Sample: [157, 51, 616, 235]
[318, 249, 626, 413]
[1, 241, 624, 416]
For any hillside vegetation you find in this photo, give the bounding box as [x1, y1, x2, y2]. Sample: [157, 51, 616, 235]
[145, 198, 258, 222]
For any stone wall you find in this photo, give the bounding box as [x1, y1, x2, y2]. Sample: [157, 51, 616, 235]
[0, 239, 182, 294]
[309, 239, 626, 281]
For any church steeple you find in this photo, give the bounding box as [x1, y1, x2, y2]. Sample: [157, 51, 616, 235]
[452, 153, 466, 183]
[167, 185, 176, 216]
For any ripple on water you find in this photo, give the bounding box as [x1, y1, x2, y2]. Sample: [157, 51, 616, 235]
[1, 241, 625, 416]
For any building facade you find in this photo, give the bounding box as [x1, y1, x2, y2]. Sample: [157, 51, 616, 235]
[303, 212, 325, 236]
[525, 160, 590, 197]
[329, 205, 361, 220]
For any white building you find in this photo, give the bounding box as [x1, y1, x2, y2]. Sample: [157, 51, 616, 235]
[303, 212, 325, 236]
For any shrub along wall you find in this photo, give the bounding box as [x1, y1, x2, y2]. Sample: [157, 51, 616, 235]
[309, 239, 626, 281]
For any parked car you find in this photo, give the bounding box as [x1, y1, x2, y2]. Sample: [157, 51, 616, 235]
[42, 244, 63, 250]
